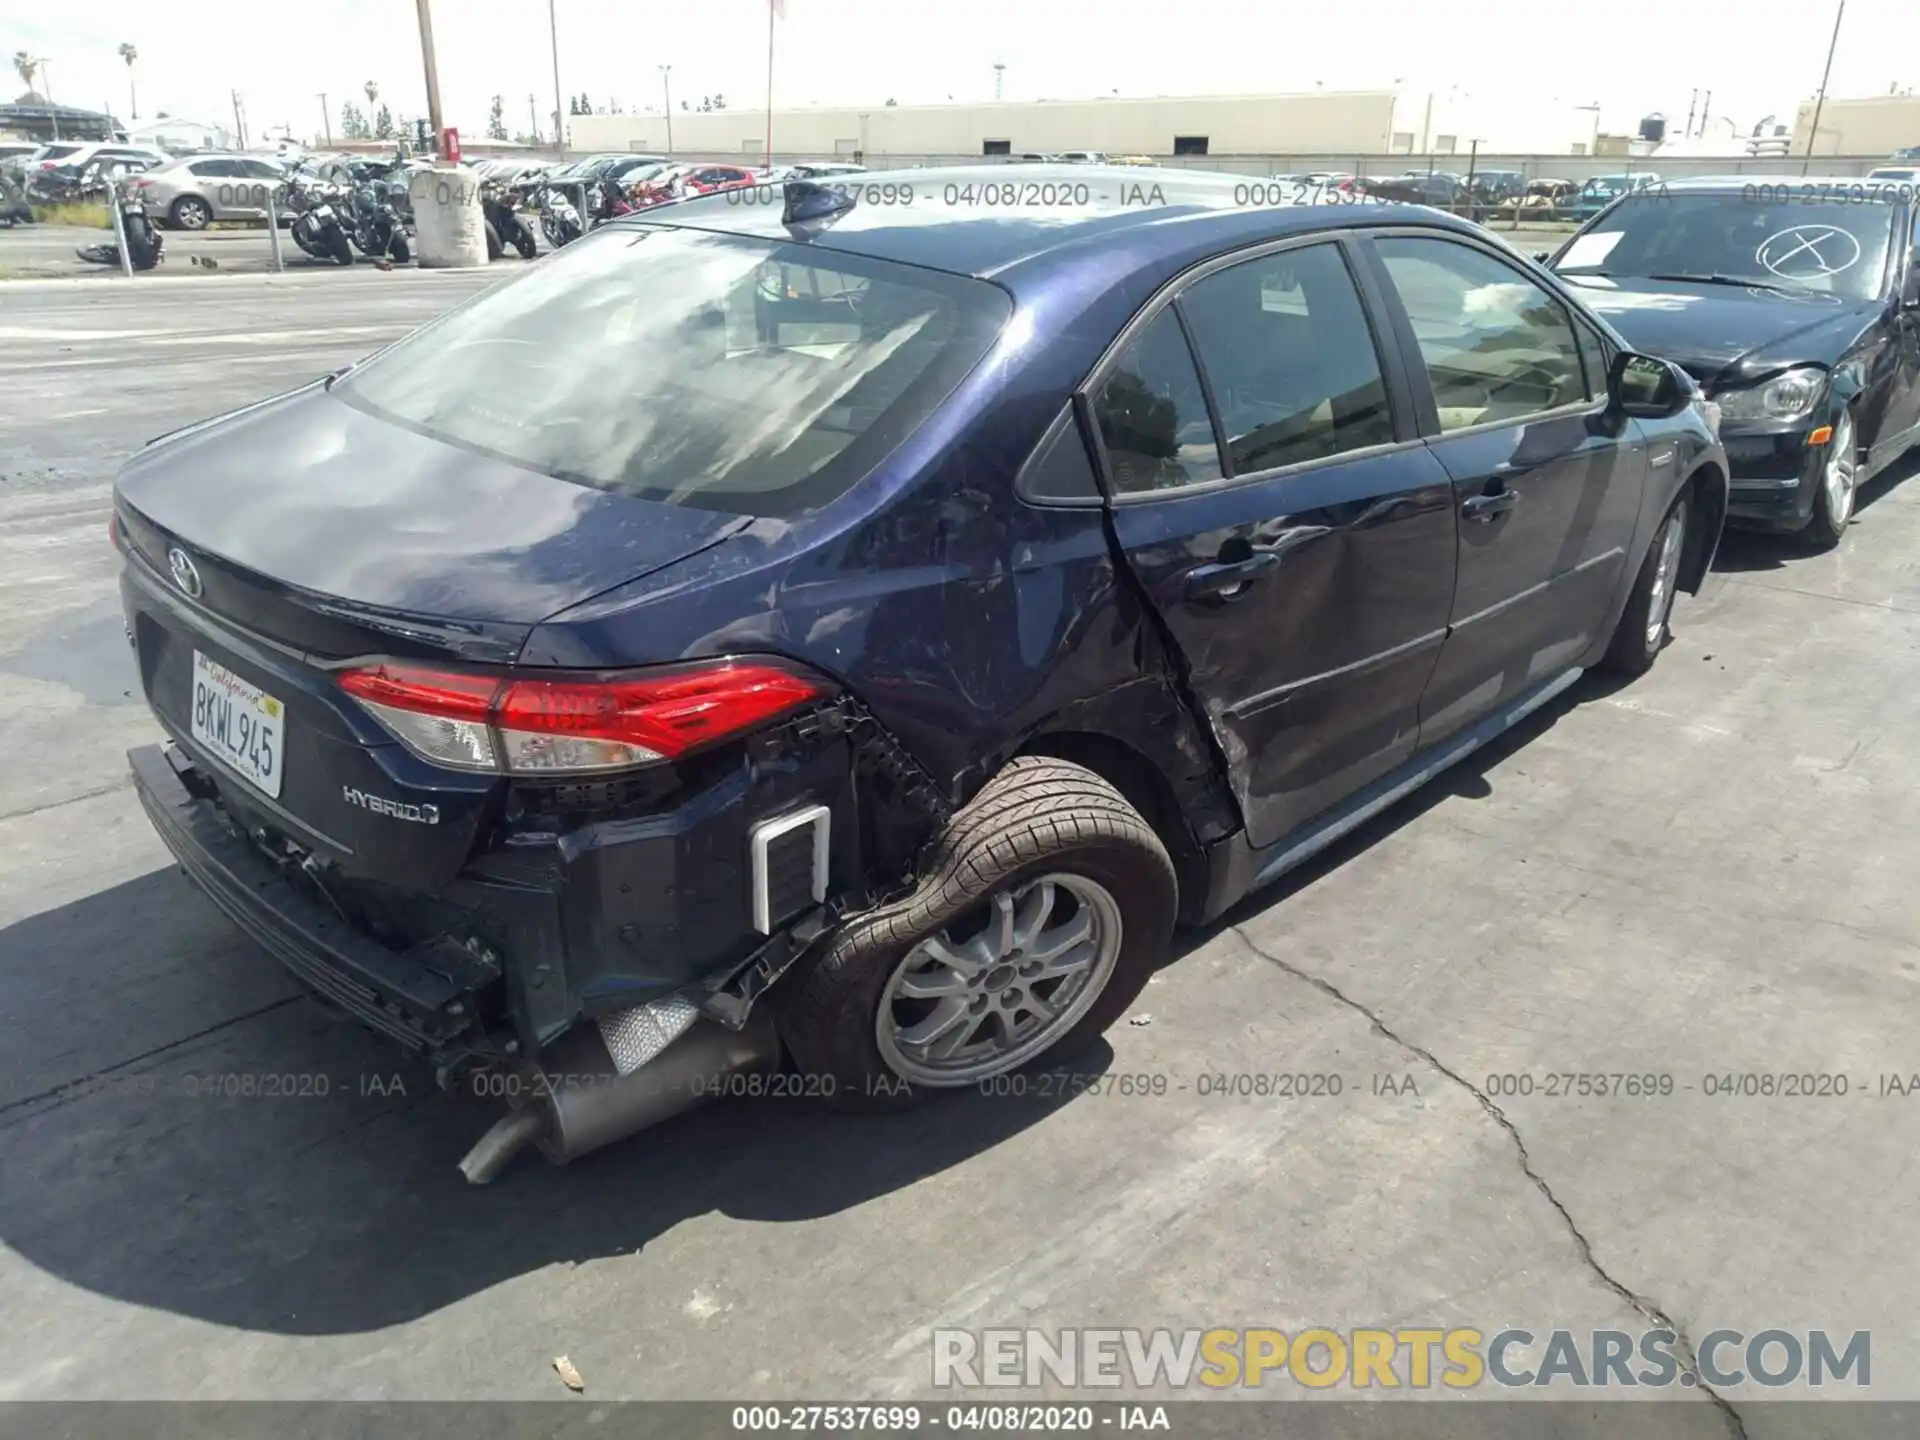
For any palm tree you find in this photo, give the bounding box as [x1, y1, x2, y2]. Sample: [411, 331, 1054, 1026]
[12, 51, 38, 96]
[117, 43, 137, 119]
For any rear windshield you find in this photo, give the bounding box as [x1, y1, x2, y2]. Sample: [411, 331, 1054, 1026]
[339, 225, 1008, 517]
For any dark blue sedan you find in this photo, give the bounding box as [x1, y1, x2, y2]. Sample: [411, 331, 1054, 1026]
[112, 168, 1727, 1178]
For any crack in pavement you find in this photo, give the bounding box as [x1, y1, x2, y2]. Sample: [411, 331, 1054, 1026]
[0, 995, 301, 1127]
[1229, 925, 1748, 1440]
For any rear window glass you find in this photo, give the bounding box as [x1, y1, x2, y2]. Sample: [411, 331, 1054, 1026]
[338, 225, 1009, 518]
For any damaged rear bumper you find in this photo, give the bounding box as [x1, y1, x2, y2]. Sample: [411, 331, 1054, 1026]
[131, 742, 489, 1062]
[128, 709, 881, 1068]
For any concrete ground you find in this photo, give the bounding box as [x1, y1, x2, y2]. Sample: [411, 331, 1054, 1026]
[0, 269, 1917, 1430]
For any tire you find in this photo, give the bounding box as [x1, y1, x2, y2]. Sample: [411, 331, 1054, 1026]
[326, 227, 353, 267]
[1600, 490, 1690, 676]
[514, 226, 538, 260]
[388, 234, 410, 265]
[777, 756, 1177, 1112]
[169, 195, 210, 231]
[484, 219, 503, 261]
[1802, 408, 1857, 551]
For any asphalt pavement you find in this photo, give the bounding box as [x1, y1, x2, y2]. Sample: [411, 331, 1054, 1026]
[0, 268, 1917, 1423]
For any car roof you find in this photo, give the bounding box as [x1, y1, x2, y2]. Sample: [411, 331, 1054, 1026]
[616, 162, 1484, 291]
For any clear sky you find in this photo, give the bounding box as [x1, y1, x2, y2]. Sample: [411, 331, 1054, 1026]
[9, 0, 1918, 145]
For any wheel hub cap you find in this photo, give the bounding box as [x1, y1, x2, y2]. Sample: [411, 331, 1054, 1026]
[876, 872, 1124, 1087]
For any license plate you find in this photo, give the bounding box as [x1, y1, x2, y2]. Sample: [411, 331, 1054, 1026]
[190, 651, 285, 798]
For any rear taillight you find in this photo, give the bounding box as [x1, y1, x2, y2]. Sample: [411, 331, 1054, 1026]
[336, 659, 829, 775]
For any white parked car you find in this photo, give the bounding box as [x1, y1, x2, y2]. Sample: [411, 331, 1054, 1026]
[28, 141, 170, 174]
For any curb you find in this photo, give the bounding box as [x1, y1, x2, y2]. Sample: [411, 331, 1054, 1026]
[0, 266, 499, 292]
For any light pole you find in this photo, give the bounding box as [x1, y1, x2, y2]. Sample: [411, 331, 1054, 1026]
[118, 44, 137, 121]
[1802, 0, 1846, 174]
[319, 92, 332, 146]
[660, 64, 673, 154]
[33, 59, 59, 141]
[414, 0, 445, 148]
[548, 0, 565, 157]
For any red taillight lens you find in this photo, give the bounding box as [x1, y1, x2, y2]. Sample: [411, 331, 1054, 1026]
[336, 659, 828, 775]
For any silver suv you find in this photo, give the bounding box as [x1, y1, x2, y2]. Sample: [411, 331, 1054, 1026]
[136, 154, 288, 229]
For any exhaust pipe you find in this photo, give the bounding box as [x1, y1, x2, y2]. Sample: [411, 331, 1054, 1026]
[457, 1007, 782, 1184]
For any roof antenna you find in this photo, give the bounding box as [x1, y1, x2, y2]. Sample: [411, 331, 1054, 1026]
[781, 177, 856, 237]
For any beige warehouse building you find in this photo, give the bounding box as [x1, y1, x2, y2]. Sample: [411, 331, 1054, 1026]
[1790, 94, 1920, 157]
[569, 88, 1611, 163]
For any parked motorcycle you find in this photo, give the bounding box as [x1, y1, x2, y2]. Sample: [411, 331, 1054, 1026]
[282, 173, 355, 266]
[346, 173, 411, 263]
[0, 167, 31, 227]
[534, 179, 584, 248]
[75, 178, 163, 271]
[594, 176, 640, 225]
[480, 178, 539, 260]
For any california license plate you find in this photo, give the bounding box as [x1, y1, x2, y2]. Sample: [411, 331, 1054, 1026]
[190, 651, 285, 798]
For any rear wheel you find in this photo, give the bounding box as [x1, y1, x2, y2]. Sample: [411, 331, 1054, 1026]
[1600, 491, 1689, 676]
[327, 227, 353, 266]
[1803, 409, 1857, 550]
[514, 225, 538, 260]
[387, 233, 410, 265]
[484, 219, 503, 260]
[169, 195, 210, 231]
[778, 756, 1176, 1112]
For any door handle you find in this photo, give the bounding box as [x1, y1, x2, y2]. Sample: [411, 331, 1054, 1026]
[1183, 551, 1281, 601]
[1461, 489, 1521, 523]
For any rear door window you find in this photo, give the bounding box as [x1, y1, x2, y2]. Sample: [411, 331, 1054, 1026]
[1175, 242, 1397, 474]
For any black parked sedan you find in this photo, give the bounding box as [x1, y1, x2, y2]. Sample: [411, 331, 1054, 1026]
[1550, 177, 1920, 545]
[114, 171, 1726, 1178]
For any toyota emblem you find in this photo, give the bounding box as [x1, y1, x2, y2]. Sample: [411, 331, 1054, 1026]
[166, 546, 204, 599]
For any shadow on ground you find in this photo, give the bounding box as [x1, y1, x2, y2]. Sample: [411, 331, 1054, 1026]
[1708, 446, 1918, 574]
[0, 859, 1111, 1335]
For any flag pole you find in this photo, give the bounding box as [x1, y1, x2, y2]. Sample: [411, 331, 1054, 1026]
[764, 0, 776, 171]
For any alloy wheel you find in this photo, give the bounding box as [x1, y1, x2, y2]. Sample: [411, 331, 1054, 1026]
[1822, 413, 1857, 530]
[174, 198, 209, 230]
[876, 872, 1123, 1086]
[1644, 506, 1686, 650]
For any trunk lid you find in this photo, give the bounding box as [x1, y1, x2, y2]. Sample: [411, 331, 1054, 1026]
[114, 381, 747, 661]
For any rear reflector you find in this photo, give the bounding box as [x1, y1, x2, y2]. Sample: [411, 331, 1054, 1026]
[337, 659, 828, 775]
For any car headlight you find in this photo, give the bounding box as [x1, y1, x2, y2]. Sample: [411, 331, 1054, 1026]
[1713, 366, 1826, 422]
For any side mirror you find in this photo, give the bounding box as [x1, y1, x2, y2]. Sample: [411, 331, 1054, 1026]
[1610, 351, 1692, 419]
[1531, 249, 1551, 264]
